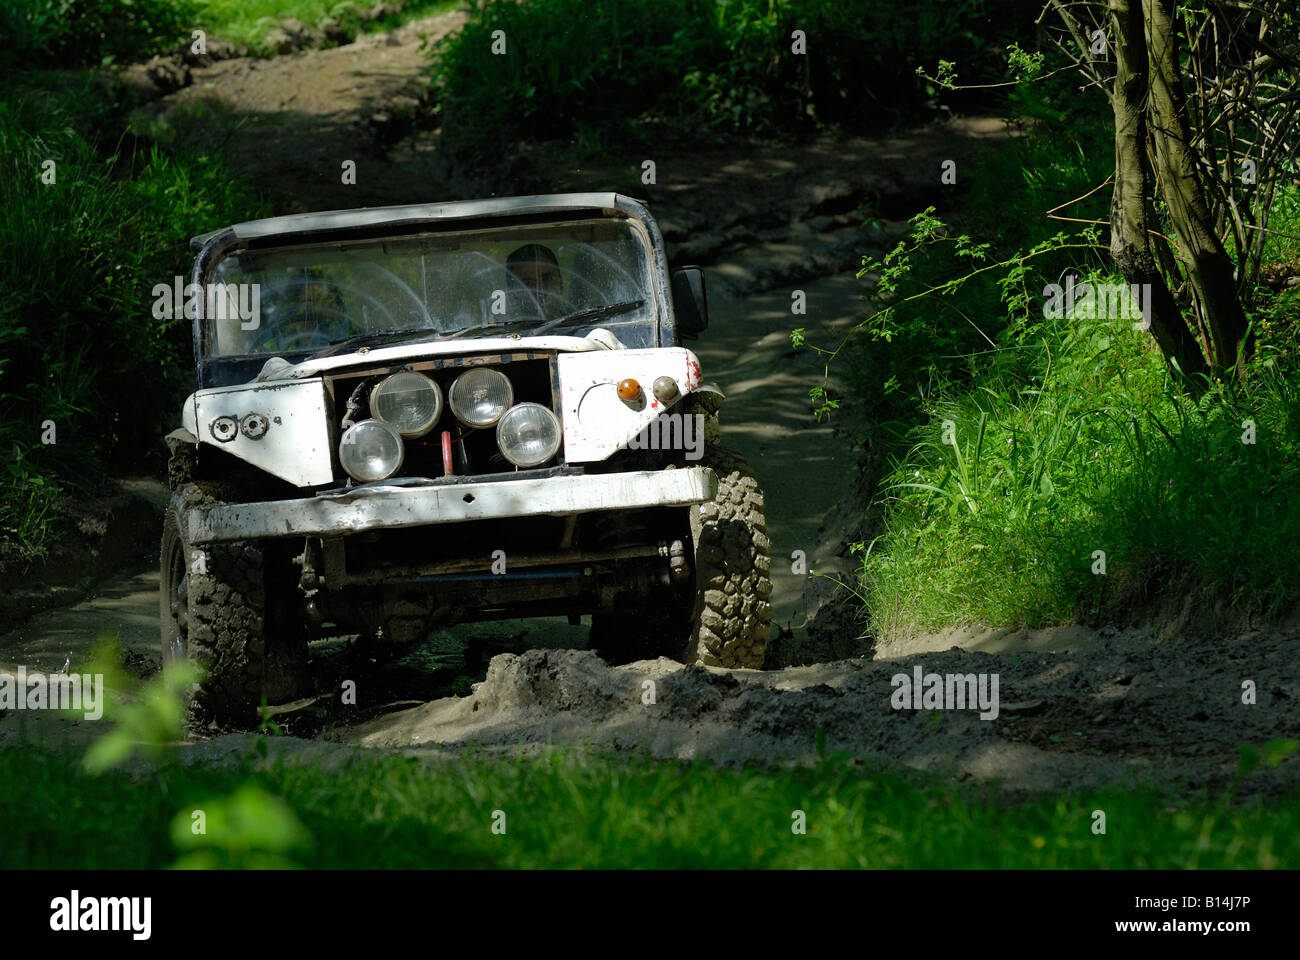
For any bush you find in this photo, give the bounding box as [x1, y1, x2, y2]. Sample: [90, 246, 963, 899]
[844, 155, 1300, 633]
[0, 76, 265, 561]
[0, 0, 199, 67]
[863, 290, 1300, 635]
[427, 0, 1035, 154]
[792, 40, 1300, 636]
[824, 107, 1115, 454]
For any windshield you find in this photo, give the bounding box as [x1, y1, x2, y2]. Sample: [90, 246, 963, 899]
[204, 217, 658, 358]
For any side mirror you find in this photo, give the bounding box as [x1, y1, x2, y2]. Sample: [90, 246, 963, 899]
[671, 266, 708, 339]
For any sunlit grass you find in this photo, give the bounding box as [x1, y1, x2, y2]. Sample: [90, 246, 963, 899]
[862, 298, 1300, 637]
[839, 105, 1300, 639]
[2, 745, 1296, 868]
[194, 0, 461, 50]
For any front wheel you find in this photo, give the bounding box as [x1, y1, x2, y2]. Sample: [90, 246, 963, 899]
[590, 445, 772, 668]
[160, 484, 308, 726]
[683, 445, 772, 667]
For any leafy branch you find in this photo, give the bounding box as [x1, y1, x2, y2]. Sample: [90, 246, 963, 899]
[790, 207, 1104, 419]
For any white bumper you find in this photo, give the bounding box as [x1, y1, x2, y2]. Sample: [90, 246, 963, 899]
[186, 467, 716, 544]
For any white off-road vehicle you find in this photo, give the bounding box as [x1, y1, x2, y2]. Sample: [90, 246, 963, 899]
[160, 193, 771, 724]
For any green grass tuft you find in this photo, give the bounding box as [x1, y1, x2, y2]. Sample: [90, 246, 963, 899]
[1, 745, 1296, 868]
[863, 300, 1300, 636]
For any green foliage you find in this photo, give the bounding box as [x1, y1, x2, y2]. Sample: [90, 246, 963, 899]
[795, 70, 1300, 636]
[0, 0, 464, 66]
[794, 110, 1114, 429]
[1, 446, 60, 558]
[0, 75, 265, 561]
[170, 784, 312, 869]
[1257, 166, 1300, 267]
[2, 745, 1297, 868]
[80, 636, 199, 774]
[192, 0, 459, 53]
[841, 122, 1300, 635]
[860, 275, 1300, 634]
[428, 0, 692, 153]
[0, 0, 199, 67]
[427, 0, 1029, 154]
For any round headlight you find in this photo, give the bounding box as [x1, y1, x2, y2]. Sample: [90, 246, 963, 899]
[496, 402, 561, 467]
[449, 367, 513, 427]
[339, 419, 404, 482]
[370, 371, 442, 437]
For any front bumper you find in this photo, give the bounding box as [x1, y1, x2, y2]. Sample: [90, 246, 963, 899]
[186, 467, 717, 545]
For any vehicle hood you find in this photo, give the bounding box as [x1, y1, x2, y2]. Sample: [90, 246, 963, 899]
[254, 328, 627, 382]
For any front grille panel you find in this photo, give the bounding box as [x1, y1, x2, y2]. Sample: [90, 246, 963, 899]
[326, 353, 559, 482]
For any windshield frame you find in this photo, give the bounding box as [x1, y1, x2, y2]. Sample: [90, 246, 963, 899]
[190, 199, 675, 388]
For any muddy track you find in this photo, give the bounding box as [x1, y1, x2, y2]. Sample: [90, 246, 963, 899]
[335, 631, 1300, 797]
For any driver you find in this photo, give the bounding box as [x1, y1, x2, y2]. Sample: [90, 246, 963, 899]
[505, 244, 564, 320]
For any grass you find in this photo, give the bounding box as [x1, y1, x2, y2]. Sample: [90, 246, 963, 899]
[852, 158, 1300, 638]
[862, 300, 1300, 637]
[1, 744, 1295, 868]
[0, 70, 266, 564]
[194, 0, 461, 52]
[821, 86, 1300, 639]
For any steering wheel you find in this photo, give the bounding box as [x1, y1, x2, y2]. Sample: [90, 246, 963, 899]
[253, 298, 357, 354]
[349, 262, 435, 328]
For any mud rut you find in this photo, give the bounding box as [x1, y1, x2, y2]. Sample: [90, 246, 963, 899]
[3, 14, 1297, 797]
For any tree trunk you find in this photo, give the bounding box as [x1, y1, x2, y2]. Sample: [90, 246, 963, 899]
[1107, 0, 1210, 385]
[1142, 0, 1250, 380]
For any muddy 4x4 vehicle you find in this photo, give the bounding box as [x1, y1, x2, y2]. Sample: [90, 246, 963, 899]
[160, 193, 772, 723]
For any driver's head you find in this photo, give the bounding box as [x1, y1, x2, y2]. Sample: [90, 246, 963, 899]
[506, 244, 562, 317]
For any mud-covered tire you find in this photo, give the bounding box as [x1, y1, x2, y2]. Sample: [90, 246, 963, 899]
[160, 483, 308, 726]
[685, 444, 772, 667]
[589, 444, 772, 668]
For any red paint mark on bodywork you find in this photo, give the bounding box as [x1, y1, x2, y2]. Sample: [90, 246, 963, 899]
[686, 358, 701, 387]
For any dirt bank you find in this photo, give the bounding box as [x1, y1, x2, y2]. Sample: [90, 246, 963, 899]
[329, 621, 1299, 797]
[0, 478, 166, 628]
